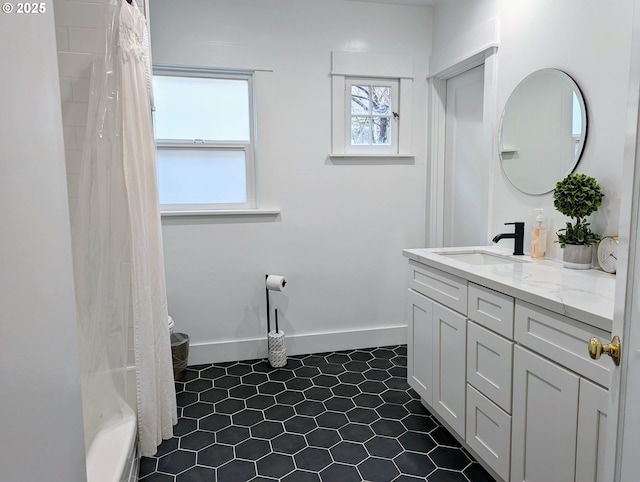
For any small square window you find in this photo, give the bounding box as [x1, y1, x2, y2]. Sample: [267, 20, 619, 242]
[350, 85, 392, 146]
[344, 78, 399, 154]
[330, 51, 414, 158]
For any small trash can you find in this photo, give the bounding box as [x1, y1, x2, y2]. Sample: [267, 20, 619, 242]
[171, 333, 189, 381]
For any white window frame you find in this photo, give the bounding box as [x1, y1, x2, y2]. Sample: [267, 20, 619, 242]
[345, 78, 399, 155]
[153, 68, 257, 212]
[330, 51, 414, 158]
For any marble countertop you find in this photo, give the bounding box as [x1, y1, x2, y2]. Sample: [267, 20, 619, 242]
[403, 246, 616, 332]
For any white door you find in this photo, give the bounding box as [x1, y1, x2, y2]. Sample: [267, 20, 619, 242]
[443, 65, 487, 247]
[604, 139, 640, 481]
[604, 3, 640, 480]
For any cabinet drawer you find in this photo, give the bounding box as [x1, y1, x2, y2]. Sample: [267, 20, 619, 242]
[466, 384, 511, 481]
[408, 260, 467, 314]
[468, 283, 514, 338]
[467, 321, 513, 412]
[514, 300, 611, 388]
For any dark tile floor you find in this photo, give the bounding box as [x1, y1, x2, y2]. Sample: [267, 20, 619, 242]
[139, 345, 495, 482]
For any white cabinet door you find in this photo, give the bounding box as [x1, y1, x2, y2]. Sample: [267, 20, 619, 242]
[511, 345, 580, 482]
[433, 301, 467, 437]
[576, 379, 608, 482]
[407, 289, 434, 404]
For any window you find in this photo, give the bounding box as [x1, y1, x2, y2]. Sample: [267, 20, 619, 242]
[152, 69, 255, 211]
[330, 51, 414, 158]
[346, 78, 399, 154]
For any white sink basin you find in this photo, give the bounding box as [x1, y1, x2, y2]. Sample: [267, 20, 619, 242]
[436, 249, 530, 266]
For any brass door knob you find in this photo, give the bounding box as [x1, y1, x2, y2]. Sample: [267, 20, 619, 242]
[588, 336, 621, 366]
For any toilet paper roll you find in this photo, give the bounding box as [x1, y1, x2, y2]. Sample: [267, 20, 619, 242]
[266, 275, 287, 292]
[268, 330, 287, 368]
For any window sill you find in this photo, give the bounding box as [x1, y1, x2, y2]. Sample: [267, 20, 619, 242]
[329, 153, 415, 159]
[160, 208, 281, 217]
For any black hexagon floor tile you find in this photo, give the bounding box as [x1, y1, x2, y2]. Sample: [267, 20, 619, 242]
[282, 469, 321, 482]
[358, 456, 400, 481]
[295, 400, 325, 417]
[217, 459, 255, 481]
[277, 390, 306, 405]
[330, 440, 368, 464]
[286, 377, 313, 391]
[305, 427, 341, 448]
[320, 462, 361, 482]
[198, 412, 230, 432]
[251, 420, 285, 439]
[178, 430, 214, 451]
[331, 383, 360, 398]
[246, 393, 276, 410]
[365, 435, 403, 459]
[235, 438, 271, 460]
[216, 425, 250, 445]
[256, 452, 295, 478]
[139, 345, 495, 481]
[294, 446, 332, 472]
[232, 408, 264, 427]
[197, 443, 233, 467]
[174, 465, 215, 482]
[272, 432, 307, 454]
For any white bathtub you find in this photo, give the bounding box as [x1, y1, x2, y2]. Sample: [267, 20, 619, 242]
[86, 403, 138, 482]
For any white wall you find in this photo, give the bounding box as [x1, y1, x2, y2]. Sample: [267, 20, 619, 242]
[432, 0, 633, 259]
[0, 1, 87, 480]
[150, 0, 432, 363]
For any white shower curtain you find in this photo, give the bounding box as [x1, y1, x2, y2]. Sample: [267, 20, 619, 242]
[72, 0, 176, 457]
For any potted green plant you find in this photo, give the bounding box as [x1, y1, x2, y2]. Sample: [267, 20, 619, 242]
[553, 173, 604, 269]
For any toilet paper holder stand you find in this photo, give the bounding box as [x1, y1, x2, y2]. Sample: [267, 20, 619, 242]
[265, 274, 282, 336]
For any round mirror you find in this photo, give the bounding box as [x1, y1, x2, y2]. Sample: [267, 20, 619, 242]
[498, 69, 587, 195]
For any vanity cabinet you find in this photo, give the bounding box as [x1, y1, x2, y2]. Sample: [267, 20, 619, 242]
[405, 255, 612, 482]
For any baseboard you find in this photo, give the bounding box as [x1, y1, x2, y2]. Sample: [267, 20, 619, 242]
[188, 324, 408, 365]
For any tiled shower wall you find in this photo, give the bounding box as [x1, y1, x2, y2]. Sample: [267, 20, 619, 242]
[54, 0, 103, 210]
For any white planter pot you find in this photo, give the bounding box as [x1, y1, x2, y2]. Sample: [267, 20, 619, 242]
[562, 244, 593, 269]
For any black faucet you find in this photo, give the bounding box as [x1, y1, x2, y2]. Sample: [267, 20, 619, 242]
[492, 222, 525, 255]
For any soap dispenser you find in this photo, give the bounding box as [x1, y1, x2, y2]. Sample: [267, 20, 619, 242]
[531, 208, 547, 259]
